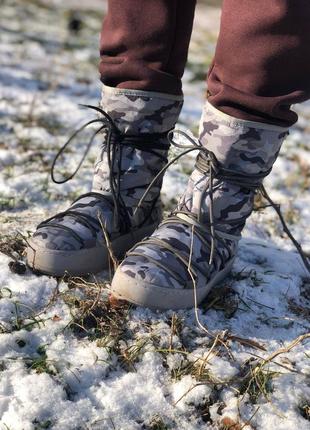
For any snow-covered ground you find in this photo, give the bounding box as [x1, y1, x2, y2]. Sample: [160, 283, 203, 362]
[0, 1, 309, 429]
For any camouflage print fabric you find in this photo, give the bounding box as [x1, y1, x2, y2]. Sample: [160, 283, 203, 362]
[99, 85, 184, 134]
[117, 102, 288, 290]
[31, 86, 183, 253]
[32, 194, 113, 251]
[199, 102, 289, 175]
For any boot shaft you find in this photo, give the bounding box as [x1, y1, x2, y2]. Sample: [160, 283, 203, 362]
[178, 102, 288, 236]
[92, 85, 183, 228]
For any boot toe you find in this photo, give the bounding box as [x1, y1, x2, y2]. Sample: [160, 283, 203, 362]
[31, 227, 82, 252]
[111, 251, 235, 310]
[26, 226, 101, 276]
[110, 244, 194, 310]
[110, 220, 236, 310]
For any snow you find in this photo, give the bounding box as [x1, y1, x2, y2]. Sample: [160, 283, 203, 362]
[171, 375, 212, 412]
[0, 364, 94, 430]
[0, 0, 310, 429]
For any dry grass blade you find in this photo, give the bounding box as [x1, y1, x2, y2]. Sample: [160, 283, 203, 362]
[168, 313, 183, 352]
[173, 382, 199, 407]
[97, 211, 119, 275]
[259, 332, 310, 366]
[238, 333, 310, 410]
[228, 336, 266, 352]
[238, 405, 260, 430]
[187, 225, 235, 361]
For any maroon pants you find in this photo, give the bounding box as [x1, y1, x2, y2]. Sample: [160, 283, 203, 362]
[99, 0, 310, 128]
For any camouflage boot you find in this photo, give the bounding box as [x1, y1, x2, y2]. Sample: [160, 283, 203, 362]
[111, 102, 288, 309]
[26, 85, 183, 276]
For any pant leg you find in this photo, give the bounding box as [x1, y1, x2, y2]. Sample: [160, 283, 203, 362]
[99, 0, 197, 96]
[207, 0, 310, 127]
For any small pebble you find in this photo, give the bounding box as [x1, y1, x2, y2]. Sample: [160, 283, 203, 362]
[16, 339, 26, 348]
[8, 260, 27, 275]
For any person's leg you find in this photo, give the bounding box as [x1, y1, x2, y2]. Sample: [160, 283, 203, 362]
[99, 0, 197, 95]
[27, 0, 196, 276]
[208, 0, 310, 127]
[111, 0, 309, 309]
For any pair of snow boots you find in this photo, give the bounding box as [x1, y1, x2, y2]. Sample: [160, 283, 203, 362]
[27, 85, 288, 310]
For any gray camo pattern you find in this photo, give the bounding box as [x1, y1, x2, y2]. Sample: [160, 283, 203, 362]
[32, 88, 183, 252]
[100, 85, 183, 134]
[199, 102, 288, 175]
[119, 102, 288, 290]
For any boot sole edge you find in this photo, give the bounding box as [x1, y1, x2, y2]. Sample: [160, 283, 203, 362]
[26, 223, 158, 277]
[110, 257, 235, 310]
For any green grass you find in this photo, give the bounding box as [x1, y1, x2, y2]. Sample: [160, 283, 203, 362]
[25, 345, 56, 375]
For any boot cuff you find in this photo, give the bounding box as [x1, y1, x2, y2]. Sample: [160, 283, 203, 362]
[100, 84, 183, 134]
[199, 102, 289, 175]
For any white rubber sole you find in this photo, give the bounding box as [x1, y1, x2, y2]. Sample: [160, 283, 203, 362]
[26, 223, 157, 277]
[110, 257, 235, 310]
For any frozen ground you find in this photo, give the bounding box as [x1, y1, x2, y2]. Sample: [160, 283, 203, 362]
[0, 1, 309, 429]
